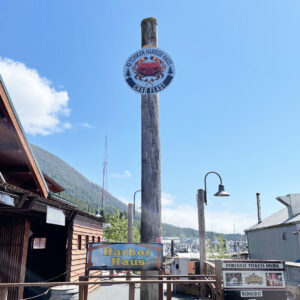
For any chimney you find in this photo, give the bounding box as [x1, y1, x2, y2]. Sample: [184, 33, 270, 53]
[256, 193, 262, 224]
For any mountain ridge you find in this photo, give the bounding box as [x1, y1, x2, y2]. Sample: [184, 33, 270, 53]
[31, 144, 245, 241]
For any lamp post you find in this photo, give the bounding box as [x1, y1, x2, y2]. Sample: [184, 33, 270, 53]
[128, 190, 141, 243]
[197, 172, 230, 295]
[88, 203, 101, 218]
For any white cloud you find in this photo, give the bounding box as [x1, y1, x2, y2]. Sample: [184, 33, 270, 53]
[0, 57, 70, 135]
[111, 170, 131, 179]
[81, 122, 95, 129]
[162, 193, 174, 206]
[118, 196, 129, 204]
[162, 204, 256, 234]
[63, 122, 72, 129]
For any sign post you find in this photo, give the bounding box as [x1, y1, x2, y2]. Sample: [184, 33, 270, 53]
[141, 18, 161, 300]
[124, 17, 175, 300]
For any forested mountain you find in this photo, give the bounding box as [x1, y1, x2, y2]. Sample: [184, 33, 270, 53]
[31, 144, 127, 214]
[31, 144, 245, 241]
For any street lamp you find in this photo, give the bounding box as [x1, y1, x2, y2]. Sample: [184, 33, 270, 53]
[127, 190, 141, 243]
[88, 203, 102, 218]
[197, 171, 230, 294]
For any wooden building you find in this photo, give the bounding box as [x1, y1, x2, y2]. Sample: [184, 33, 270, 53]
[0, 76, 103, 299]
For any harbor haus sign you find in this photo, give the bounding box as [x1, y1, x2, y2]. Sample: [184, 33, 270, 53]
[86, 243, 163, 271]
[124, 48, 175, 94]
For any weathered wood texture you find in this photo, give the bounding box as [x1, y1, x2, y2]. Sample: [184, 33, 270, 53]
[69, 215, 103, 293]
[140, 17, 161, 300]
[0, 218, 30, 300]
[215, 260, 223, 300]
[0, 288, 8, 300]
[197, 189, 207, 297]
[197, 189, 206, 270]
[141, 17, 161, 244]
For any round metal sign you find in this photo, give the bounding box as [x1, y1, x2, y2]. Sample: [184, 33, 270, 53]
[124, 48, 175, 94]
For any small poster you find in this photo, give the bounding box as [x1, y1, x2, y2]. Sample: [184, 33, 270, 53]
[33, 238, 46, 249]
[222, 260, 287, 300]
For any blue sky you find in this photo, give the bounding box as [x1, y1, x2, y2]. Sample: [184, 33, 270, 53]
[1, 1, 300, 233]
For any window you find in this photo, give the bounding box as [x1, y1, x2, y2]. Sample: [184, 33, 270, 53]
[86, 235, 89, 245]
[92, 236, 95, 243]
[98, 237, 101, 243]
[78, 235, 82, 250]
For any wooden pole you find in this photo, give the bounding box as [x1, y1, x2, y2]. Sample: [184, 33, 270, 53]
[158, 269, 163, 300]
[128, 203, 134, 243]
[0, 288, 8, 300]
[79, 277, 85, 300]
[197, 189, 207, 297]
[215, 259, 223, 300]
[141, 17, 161, 300]
[127, 203, 135, 300]
[126, 272, 135, 300]
[167, 277, 172, 300]
[197, 189, 206, 270]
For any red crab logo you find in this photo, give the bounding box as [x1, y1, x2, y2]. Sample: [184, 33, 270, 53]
[133, 56, 166, 84]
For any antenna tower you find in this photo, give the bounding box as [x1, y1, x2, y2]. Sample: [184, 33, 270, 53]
[101, 136, 108, 211]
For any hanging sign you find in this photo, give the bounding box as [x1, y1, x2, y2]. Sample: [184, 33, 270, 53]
[124, 48, 175, 94]
[86, 243, 163, 271]
[222, 260, 287, 300]
[46, 206, 65, 226]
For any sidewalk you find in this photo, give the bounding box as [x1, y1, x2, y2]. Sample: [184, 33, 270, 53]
[89, 283, 202, 300]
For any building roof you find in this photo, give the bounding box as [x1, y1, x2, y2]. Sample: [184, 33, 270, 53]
[245, 207, 300, 232]
[0, 76, 102, 222]
[0, 75, 48, 198]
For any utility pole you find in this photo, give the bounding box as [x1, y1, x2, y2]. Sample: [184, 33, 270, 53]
[141, 17, 162, 300]
[233, 224, 236, 252]
[197, 189, 206, 297]
[101, 136, 108, 213]
[127, 203, 135, 300]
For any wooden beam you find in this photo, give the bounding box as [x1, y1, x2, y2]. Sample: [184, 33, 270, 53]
[16, 193, 28, 208]
[18, 219, 30, 299]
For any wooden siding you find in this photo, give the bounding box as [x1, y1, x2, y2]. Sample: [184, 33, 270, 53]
[69, 215, 103, 293]
[0, 218, 30, 300]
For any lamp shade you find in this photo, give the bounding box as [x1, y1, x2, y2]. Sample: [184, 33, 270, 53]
[95, 209, 102, 218]
[214, 184, 230, 197]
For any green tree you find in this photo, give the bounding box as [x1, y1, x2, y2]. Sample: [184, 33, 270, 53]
[103, 211, 140, 243]
[216, 234, 227, 257]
